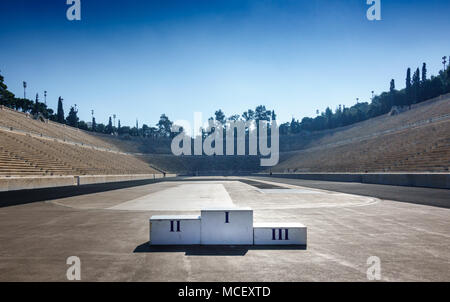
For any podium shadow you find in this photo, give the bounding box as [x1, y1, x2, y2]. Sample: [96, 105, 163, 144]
[134, 242, 306, 256]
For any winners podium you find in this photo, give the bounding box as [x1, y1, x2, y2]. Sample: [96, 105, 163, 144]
[150, 207, 307, 246]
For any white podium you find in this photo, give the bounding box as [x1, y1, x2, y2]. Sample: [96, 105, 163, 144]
[149, 207, 307, 246]
[253, 222, 307, 245]
[201, 207, 253, 245]
[150, 215, 201, 245]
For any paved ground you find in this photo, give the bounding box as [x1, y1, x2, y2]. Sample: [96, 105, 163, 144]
[0, 176, 449, 281]
[250, 176, 450, 208]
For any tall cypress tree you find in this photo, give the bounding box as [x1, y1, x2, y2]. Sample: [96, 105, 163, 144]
[92, 117, 96, 132]
[406, 68, 411, 89]
[57, 97, 65, 123]
[107, 116, 113, 134]
[420, 63, 428, 101]
[33, 93, 39, 115]
[412, 68, 421, 104]
[390, 79, 397, 106]
[421, 63, 427, 82]
[405, 68, 412, 105]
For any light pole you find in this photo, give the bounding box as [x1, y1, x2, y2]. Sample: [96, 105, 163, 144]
[113, 114, 116, 128]
[23, 81, 27, 99]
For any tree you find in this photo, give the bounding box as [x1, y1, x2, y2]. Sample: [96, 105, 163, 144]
[299, 117, 312, 131]
[32, 93, 39, 115]
[412, 68, 421, 104]
[390, 79, 400, 106]
[419, 63, 428, 102]
[66, 106, 79, 127]
[19, 98, 34, 113]
[406, 68, 411, 88]
[445, 65, 450, 93]
[106, 116, 113, 134]
[390, 79, 395, 92]
[45, 107, 54, 119]
[157, 114, 173, 137]
[279, 122, 290, 135]
[324, 107, 333, 128]
[255, 105, 271, 123]
[119, 126, 130, 136]
[142, 124, 150, 137]
[57, 97, 65, 123]
[422, 63, 427, 82]
[130, 127, 139, 137]
[0, 72, 15, 108]
[242, 109, 254, 121]
[405, 68, 412, 104]
[96, 123, 106, 133]
[214, 110, 226, 124]
[92, 117, 96, 132]
[148, 127, 158, 138]
[227, 114, 240, 122]
[78, 121, 89, 131]
[0, 72, 6, 94]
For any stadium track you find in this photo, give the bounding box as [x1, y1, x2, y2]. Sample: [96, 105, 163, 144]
[1, 176, 448, 209]
[247, 176, 450, 209]
[0, 176, 449, 281]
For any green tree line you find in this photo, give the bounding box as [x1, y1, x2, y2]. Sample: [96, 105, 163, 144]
[280, 61, 450, 135]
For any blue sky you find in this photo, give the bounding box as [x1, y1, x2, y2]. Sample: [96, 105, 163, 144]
[1, 0, 449, 127]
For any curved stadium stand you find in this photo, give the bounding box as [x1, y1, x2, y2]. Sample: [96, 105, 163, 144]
[0, 106, 165, 188]
[274, 94, 450, 173]
[0, 93, 449, 183]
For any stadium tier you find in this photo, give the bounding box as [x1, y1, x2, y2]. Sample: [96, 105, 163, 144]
[0, 106, 145, 153]
[279, 93, 450, 152]
[272, 94, 450, 173]
[0, 129, 159, 176]
[1, 93, 450, 176]
[274, 118, 450, 173]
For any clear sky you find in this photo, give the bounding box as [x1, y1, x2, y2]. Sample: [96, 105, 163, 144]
[1, 0, 449, 127]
